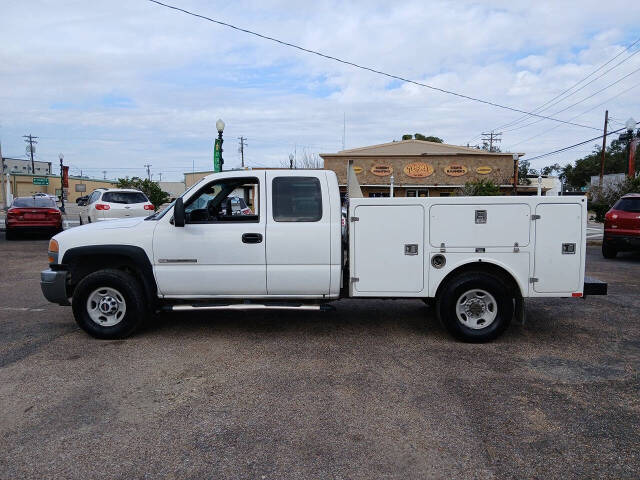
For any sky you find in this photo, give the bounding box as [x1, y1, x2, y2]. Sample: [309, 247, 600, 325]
[1, 0, 640, 181]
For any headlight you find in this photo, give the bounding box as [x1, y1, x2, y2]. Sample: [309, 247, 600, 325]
[48, 239, 59, 265]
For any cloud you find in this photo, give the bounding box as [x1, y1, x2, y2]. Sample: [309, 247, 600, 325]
[0, 0, 639, 180]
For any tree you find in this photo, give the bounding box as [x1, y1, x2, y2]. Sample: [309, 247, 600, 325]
[541, 163, 562, 176]
[401, 133, 444, 143]
[116, 176, 170, 210]
[562, 139, 637, 189]
[279, 150, 324, 169]
[518, 159, 532, 185]
[457, 178, 502, 196]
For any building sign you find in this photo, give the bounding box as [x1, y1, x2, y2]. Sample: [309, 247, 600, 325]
[352, 166, 363, 174]
[475, 166, 492, 175]
[403, 162, 434, 178]
[370, 164, 393, 176]
[444, 164, 468, 177]
[32, 177, 49, 185]
[75, 183, 86, 192]
[61, 166, 69, 187]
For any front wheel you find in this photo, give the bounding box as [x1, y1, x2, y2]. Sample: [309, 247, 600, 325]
[436, 271, 513, 343]
[72, 269, 148, 339]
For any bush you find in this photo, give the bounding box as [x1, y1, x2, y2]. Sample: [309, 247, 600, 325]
[116, 177, 170, 210]
[590, 175, 640, 222]
[457, 179, 502, 196]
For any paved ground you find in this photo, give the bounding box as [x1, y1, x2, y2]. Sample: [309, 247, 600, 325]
[0, 235, 638, 479]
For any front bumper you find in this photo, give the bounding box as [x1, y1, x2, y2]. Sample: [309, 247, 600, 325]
[40, 269, 70, 306]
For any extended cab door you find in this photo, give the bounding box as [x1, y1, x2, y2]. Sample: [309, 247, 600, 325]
[265, 171, 333, 295]
[152, 172, 266, 297]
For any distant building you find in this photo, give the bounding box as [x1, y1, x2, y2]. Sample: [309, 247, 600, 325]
[320, 140, 539, 200]
[2, 157, 52, 175]
[589, 173, 626, 190]
[158, 181, 186, 200]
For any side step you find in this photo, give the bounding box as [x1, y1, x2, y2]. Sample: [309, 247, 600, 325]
[164, 303, 336, 312]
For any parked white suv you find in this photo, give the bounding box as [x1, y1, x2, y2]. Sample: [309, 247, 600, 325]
[80, 188, 154, 224]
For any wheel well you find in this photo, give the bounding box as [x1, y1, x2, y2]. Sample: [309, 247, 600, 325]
[435, 262, 522, 300]
[62, 246, 157, 306]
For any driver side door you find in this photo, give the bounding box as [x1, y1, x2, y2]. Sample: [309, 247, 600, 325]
[152, 173, 266, 297]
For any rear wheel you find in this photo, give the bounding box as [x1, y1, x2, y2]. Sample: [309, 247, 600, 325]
[602, 241, 617, 259]
[436, 271, 513, 342]
[72, 269, 148, 339]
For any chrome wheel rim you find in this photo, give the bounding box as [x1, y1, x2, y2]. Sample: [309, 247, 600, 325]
[455, 289, 497, 330]
[86, 287, 126, 327]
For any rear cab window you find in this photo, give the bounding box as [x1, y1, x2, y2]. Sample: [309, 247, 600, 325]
[272, 177, 322, 222]
[102, 192, 149, 204]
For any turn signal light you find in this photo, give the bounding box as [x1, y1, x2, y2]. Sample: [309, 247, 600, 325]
[48, 239, 59, 264]
[95, 204, 110, 210]
[144, 204, 154, 210]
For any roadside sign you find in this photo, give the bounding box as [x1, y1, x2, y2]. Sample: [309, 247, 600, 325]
[213, 138, 222, 172]
[33, 177, 49, 185]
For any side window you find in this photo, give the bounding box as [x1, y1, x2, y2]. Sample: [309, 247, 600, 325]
[272, 177, 322, 222]
[88, 191, 100, 204]
[183, 178, 259, 224]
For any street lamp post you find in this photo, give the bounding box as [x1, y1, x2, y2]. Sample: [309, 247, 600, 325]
[214, 119, 225, 172]
[389, 175, 394, 197]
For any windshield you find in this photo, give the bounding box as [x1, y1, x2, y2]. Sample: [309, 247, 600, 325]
[12, 197, 57, 208]
[102, 191, 148, 204]
[614, 197, 640, 212]
[146, 177, 205, 220]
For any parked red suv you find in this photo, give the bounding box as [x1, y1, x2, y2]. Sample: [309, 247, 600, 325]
[602, 193, 640, 258]
[4, 196, 63, 240]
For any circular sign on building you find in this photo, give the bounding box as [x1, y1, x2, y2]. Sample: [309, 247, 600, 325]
[370, 164, 393, 176]
[475, 166, 493, 175]
[403, 162, 434, 178]
[444, 164, 468, 177]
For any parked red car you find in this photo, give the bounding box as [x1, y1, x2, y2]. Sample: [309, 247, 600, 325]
[4, 196, 63, 240]
[602, 193, 640, 258]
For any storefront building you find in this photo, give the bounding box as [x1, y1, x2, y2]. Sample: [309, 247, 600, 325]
[321, 139, 527, 201]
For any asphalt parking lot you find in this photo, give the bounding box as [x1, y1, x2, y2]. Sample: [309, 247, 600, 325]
[0, 234, 638, 479]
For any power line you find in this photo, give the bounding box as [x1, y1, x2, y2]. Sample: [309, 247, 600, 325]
[503, 64, 640, 134]
[507, 80, 640, 148]
[495, 39, 640, 132]
[525, 123, 637, 162]
[146, 0, 600, 131]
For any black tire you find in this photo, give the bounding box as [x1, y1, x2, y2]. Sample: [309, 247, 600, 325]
[5, 229, 17, 240]
[436, 271, 513, 343]
[79, 215, 83, 225]
[602, 241, 617, 259]
[72, 269, 148, 339]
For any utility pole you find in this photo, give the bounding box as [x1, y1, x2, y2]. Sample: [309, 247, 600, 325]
[102, 170, 107, 180]
[342, 112, 346, 150]
[599, 110, 608, 188]
[144, 164, 152, 181]
[289, 154, 294, 169]
[481, 131, 502, 152]
[0, 141, 6, 210]
[23, 134, 38, 174]
[238, 136, 247, 168]
[158, 172, 162, 182]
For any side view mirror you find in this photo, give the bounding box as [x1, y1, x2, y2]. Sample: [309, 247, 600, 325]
[174, 198, 185, 227]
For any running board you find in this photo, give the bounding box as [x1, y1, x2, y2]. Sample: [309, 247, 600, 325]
[164, 303, 335, 312]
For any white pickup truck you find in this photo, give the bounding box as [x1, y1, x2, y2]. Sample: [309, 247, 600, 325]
[41, 168, 606, 342]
